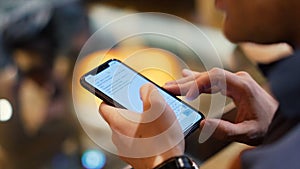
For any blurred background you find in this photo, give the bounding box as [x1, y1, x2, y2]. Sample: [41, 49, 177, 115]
[0, 0, 293, 169]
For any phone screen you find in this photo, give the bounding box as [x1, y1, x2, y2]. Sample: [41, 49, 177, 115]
[81, 59, 204, 135]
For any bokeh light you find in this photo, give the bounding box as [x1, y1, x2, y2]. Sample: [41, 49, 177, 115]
[81, 149, 106, 169]
[0, 99, 13, 122]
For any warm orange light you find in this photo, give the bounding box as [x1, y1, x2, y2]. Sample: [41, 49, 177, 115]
[73, 47, 185, 106]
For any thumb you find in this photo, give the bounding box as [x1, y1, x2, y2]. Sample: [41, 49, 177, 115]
[99, 102, 137, 126]
[139, 83, 171, 123]
[99, 102, 122, 125]
[140, 83, 165, 112]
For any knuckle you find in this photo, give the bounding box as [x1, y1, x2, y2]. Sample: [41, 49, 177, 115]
[209, 68, 226, 79]
[238, 78, 251, 92]
[235, 71, 253, 91]
[210, 67, 223, 75]
[209, 68, 226, 86]
[236, 71, 250, 77]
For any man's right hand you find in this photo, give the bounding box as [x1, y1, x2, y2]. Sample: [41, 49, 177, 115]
[164, 68, 278, 145]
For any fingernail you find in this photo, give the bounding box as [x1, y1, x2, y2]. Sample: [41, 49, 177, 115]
[185, 95, 194, 101]
[200, 120, 205, 127]
[185, 91, 196, 101]
[182, 69, 192, 75]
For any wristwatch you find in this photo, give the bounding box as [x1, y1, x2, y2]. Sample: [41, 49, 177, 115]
[154, 155, 199, 169]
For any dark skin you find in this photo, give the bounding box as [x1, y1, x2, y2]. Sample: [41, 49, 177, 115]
[99, 0, 300, 168]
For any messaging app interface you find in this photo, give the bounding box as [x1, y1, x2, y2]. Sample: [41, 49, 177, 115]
[85, 60, 202, 132]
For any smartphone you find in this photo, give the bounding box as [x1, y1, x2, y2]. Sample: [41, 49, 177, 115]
[80, 59, 204, 137]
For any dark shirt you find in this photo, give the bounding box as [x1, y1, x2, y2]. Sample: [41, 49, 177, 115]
[242, 51, 300, 169]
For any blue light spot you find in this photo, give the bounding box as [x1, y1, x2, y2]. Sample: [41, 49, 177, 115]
[81, 149, 106, 169]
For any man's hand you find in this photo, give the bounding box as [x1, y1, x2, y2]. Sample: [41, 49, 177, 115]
[99, 83, 184, 169]
[164, 68, 278, 145]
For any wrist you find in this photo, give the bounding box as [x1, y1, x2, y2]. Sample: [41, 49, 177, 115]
[149, 144, 184, 169]
[153, 155, 199, 169]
